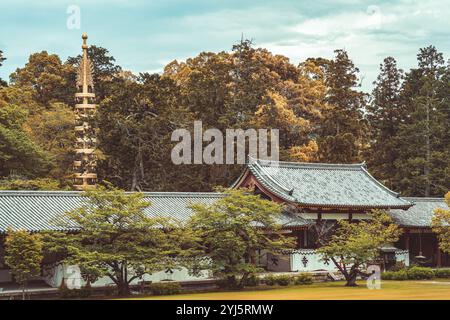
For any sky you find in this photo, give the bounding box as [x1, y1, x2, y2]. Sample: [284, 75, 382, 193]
[0, 0, 449, 92]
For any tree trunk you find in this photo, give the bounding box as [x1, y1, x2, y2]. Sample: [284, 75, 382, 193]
[117, 279, 130, 296]
[345, 272, 358, 287]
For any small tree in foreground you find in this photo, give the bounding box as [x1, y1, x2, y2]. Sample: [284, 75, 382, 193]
[432, 192, 450, 254]
[45, 186, 194, 296]
[317, 210, 402, 286]
[188, 188, 295, 289]
[5, 229, 43, 299]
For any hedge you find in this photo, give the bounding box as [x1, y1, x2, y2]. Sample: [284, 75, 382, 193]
[381, 267, 450, 280]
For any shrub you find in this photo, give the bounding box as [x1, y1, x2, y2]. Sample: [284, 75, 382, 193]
[148, 282, 181, 296]
[382, 267, 435, 281]
[391, 269, 409, 280]
[407, 266, 434, 280]
[381, 271, 394, 280]
[434, 269, 450, 278]
[58, 285, 92, 299]
[274, 275, 292, 286]
[263, 275, 276, 286]
[243, 274, 260, 287]
[294, 273, 313, 285]
[263, 274, 293, 286]
[381, 269, 408, 280]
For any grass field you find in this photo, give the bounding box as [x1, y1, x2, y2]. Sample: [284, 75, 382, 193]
[127, 280, 450, 300]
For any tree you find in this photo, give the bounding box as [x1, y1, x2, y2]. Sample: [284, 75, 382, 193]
[366, 57, 405, 190]
[9, 51, 74, 106]
[393, 46, 449, 196]
[96, 73, 192, 191]
[317, 210, 402, 286]
[67, 45, 122, 102]
[0, 103, 51, 177]
[44, 185, 191, 296]
[432, 191, 450, 253]
[317, 50, 368, 163]
[25, 102, 75, 182]
[0, 177, 66, 190]
[188, 188, 295, 288]
[5, 229, 43, 300]
[0, 50, 7, 86]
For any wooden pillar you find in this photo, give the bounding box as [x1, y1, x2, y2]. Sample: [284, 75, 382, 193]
[437, 242, 442, 268]
[405, 230, 410, 251]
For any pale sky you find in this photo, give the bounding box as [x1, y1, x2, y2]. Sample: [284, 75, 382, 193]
[1, 0, 449, 92]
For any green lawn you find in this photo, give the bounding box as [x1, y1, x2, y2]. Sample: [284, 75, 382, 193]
[126, 280, 450, 300]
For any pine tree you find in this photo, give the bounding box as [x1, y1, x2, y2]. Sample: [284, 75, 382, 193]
[394, 46, 450, 196]
[366, 57, 405, 190]
[317, 50, 368, 163]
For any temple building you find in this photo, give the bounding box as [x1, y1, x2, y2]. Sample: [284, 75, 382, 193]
[0, 34, 448, 288]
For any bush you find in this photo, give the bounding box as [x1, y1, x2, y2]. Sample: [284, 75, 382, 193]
[275, 275, 292, 286]
[58, 285, 92, 299]
[294, 273, 313, 285]
[243, 274, 260, 287]
[407, 266, 434, 280]
[381, 270, 408, 280]
[148, 282, 181, 296]
[382, 267, 434, 281]
[434, 269, 450, 278]
[263, 275, 276, 286]
[263, 274, 293, 286]
[391, 270, 409, 280]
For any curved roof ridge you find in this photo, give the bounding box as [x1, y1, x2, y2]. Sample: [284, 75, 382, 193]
[403, 197, 445, 202]
[250, 161, 294, 195]
[254, 158, 364, 170]
[359, 166, 403, 198]
[0, 190, 224, 198]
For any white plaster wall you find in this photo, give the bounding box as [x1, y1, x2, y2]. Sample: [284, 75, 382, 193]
[43, 264, 211, 288]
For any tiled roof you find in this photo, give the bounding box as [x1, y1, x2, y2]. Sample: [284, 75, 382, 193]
[389, 197, 447, 227]
[236, 157, 412, 209]
[0, 190, 309, 232]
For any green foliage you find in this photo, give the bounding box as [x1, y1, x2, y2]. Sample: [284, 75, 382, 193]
[366, 57, 405, 191]
[294, 273, 313, 285]
[4, 229, 44, 296]
[382, 266, 435, 280]
[0, 103, 51, 177]
[9, 51, 74, 105]
[391, 46, 450, 196]
[317, 210, 402, 286]
[188, 188, 295, 288]
[434, 268, 450, 278]
[381, 269, 408, 280]
[432, 192, 450, 253]
[147, 282, 181, 295]
[263, 274, 312, 286]
[317, 50, 368, 163]
[58, 285, 92, 299]
[407, 266, 434, 280]
[272, 274, 292, 286]
[0, 177, 67, 190]
[44, 185, 194, 296]
[243, 274, 260, 287]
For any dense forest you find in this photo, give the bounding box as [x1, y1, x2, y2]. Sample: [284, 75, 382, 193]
[0, 41, 449, 196]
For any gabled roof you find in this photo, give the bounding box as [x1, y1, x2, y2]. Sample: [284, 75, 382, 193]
[389, 197, 447, 227]
[233, 158, 413, 209]
[0, 190, 309, 232]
